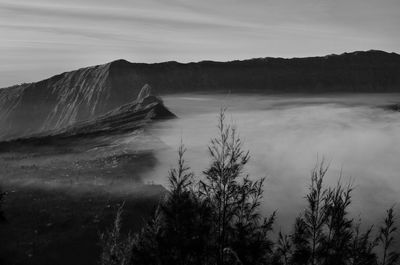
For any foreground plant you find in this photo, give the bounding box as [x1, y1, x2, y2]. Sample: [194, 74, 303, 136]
[200, 109, 275, 265]
[98, 109, 400, 265]
[131, 143, 213, 265]
[322, 179, 354, 265]
[378, 207, 400, 265]
[349, 221, 378, 265]
[99, 204, 133, 265]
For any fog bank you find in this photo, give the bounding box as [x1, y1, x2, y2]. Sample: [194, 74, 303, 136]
[146, 93, 400, 230]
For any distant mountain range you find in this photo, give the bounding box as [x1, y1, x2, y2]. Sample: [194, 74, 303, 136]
[0, 50, 399, 140]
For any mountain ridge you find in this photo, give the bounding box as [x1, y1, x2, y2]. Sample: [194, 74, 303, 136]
[106, 50, 400, 66]
[2, 49, 398, 91]
[104, 49, 400, 94]
[1, 50, 400, 140]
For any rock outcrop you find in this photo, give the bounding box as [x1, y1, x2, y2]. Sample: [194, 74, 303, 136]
[34, 84, 175, 138]
[0, 60, 173, 140]
[0, 85, 175, 151]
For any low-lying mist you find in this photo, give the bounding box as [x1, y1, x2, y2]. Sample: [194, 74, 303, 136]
[1, 93, 400, 232]
[146, 93, 400, 231]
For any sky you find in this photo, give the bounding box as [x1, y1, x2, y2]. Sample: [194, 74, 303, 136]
[0, 0, 399, 87]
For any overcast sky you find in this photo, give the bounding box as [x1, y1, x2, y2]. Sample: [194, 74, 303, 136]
[0, 0, 399, 87]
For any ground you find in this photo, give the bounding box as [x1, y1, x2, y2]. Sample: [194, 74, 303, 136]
[0, 184, 165, 265]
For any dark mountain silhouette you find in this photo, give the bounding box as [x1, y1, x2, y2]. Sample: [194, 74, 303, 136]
[103, 50, 400, 95]
[0, 50, 399, 140]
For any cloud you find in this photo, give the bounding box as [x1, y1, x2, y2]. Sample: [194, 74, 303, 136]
[0, 1, 256, 31]
[0, 0, 399, 87]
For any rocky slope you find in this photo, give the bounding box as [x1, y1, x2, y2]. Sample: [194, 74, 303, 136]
[1, 50, 399, 140]
[34, 84, 174, 137]
[0, 85, 175, 150]
[0, 62, 173, 140]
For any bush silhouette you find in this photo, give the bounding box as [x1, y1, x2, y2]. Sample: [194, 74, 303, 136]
[99, 110, 399, 265]
[131, 144, 214, 265]
[378, 207, 400, 265]
[99, 203, 134, 265]
[199, 109, 275, 265]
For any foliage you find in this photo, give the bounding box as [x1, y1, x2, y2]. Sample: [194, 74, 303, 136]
[272, 231, 293, 265]
[349, 221, 378, 265]
[280, 165, 399, 265]
[131, 143, 214, 265]
[199, 109, 275, 265]
[99, 109, 400, 265]
[322, 178, 354, 265]
[377, 207, 400, 265]
[99, 204, 134, 265]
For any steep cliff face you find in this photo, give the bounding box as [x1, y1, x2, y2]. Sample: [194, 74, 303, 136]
[1, 50, 399, 140]
[0, 61, 150, 140]
[0, 86, 175, 151]
[38, 84, 174, 138]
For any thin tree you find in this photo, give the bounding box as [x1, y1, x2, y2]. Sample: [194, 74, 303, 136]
[99, 203, 134, 265]
[377, 207, 399, 265]
[160, 143, 213, 265]
[322, 179, 354, 265]
[200, 109, 275, 265]
[273, 231, 292, 265]
[167, 142, 194, 194]
[200, 109, 249, 264]
[349, 220, 378, 265]
[291, 216, 310, 265]
[304, 161, 330, 265]
[131, 206, 163, 265]
[131, 143, 213, 265]
[231, 176, 275, 265]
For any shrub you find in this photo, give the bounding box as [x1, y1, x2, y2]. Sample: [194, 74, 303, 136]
[131, 143, 214, 265]
[377, 207, 400, 265]
[199, 109, 275, 265]
[99, 204, 134, 265]
[99, 109, 400, 265]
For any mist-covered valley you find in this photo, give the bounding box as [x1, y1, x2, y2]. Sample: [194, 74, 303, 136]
[1, 52, 400, 265]
[148, 94, 400, 229]
[2, 0, 400, 261]
[2, 93, 400, 230]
